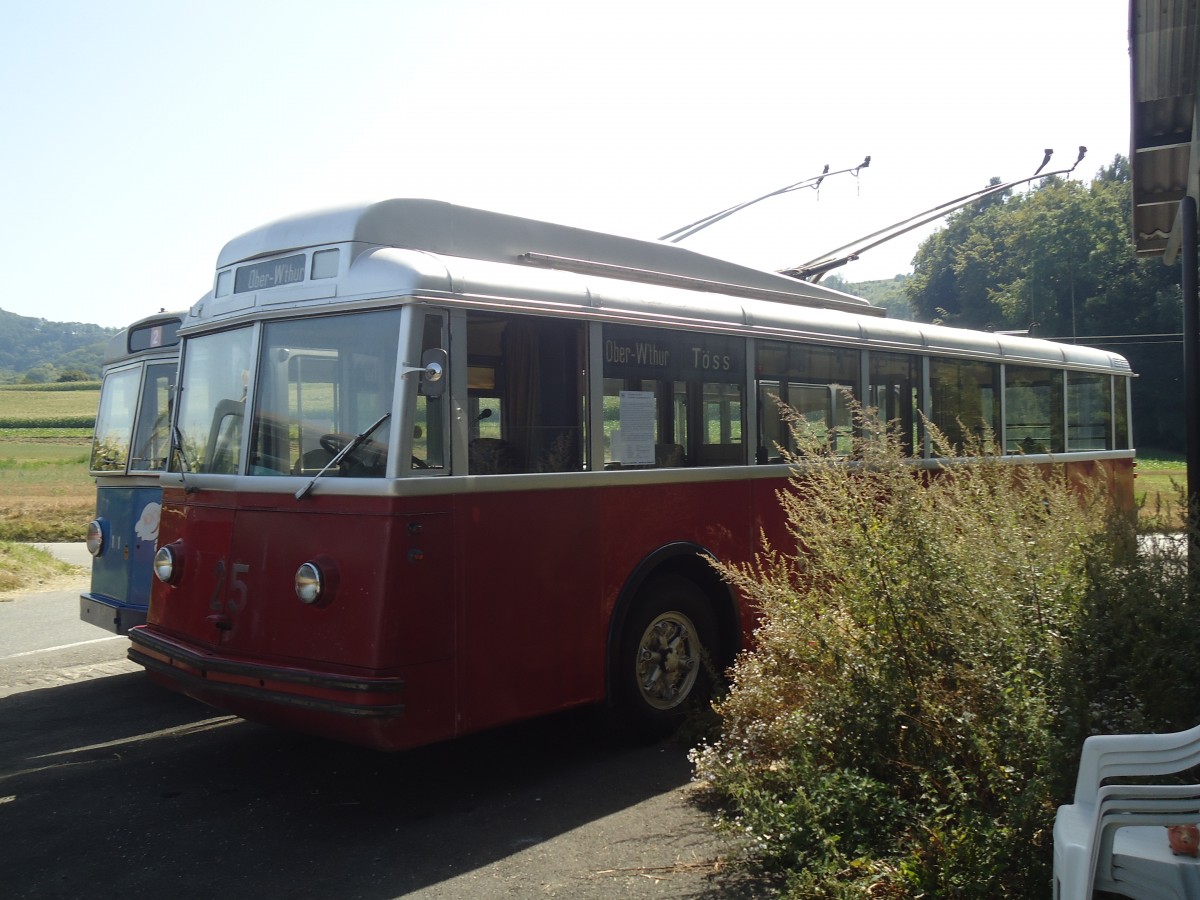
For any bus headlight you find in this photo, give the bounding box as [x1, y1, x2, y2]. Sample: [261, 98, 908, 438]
[86, 519, 107, 557]
[154, 543, 183, 584]
[295, 562, 323, 604]
[295, 557, 337, 606]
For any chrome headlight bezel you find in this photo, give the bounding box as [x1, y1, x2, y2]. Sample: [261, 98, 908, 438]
[85, 518, 106, 557]
[153, 544, 181, 584]
[295, 561, 323, 605]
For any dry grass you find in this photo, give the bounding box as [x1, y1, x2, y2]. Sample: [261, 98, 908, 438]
[0, 541, 83, 596]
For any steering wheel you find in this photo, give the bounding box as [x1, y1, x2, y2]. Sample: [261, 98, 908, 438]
[320, 433, 350, 456]
[319, 432, 394, 476]
[322, 435, 428, 470]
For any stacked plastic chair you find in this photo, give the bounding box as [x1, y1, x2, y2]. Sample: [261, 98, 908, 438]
[1054, 723, 1200, 898]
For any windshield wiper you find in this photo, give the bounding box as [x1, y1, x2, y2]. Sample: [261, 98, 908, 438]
[170, 424, 196, 494]
[295, 413, 391, 500]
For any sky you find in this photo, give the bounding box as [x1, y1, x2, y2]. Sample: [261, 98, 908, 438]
[0, 0, 1134, 328]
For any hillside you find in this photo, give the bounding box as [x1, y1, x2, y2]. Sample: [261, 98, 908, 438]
[827, 274, 914, 320]
[0, 308, 117, 383]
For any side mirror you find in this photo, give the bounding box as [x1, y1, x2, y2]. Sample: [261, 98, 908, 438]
[418, 348, 447, 398]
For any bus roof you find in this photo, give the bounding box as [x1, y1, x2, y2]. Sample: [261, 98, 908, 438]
[216, 198, 878, 317]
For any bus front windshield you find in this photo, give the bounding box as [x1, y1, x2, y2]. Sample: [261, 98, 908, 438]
[176, 312, 403, 477]
[249, 311, 401, 477]
[90, 367, 142, 472]
[174, 327, 254, 474]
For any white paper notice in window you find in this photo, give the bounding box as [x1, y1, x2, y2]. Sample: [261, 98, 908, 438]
[618, 390, 655, 465]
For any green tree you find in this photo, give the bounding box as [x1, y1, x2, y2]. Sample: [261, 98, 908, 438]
[21, 364, 58, 384]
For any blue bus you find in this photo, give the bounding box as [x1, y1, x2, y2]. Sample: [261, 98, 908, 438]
[80, 311, 183, 634]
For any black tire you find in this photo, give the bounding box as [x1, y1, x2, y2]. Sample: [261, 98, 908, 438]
[614, 574, 718, 737]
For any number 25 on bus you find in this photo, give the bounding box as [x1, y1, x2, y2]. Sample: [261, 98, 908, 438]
[128, 200, 1134, 751]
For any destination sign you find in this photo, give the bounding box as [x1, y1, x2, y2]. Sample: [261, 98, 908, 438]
[602, 324, 744, 382]
[234, 253, 307, 294]
[128, 319, 181, 353]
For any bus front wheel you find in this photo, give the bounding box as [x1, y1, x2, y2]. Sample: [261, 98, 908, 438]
[616, 575, 717, 735]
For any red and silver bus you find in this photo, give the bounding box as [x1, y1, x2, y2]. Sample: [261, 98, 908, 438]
[128, 200, 1134, 751]
[81, 310, 183, 634]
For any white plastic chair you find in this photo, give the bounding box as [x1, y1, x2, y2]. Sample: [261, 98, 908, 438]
[1095, 792, 1200, 897]
[1054, 723, 1200, 899]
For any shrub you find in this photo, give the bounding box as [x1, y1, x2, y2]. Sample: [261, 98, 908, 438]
[692, 410, 1134, 897]
[1056, 493, 1200, 751]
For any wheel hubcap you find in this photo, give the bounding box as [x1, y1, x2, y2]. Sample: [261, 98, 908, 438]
[635, 612, 700, 711]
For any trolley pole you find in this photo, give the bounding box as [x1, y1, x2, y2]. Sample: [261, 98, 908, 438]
[1182, 195, 1199, 592]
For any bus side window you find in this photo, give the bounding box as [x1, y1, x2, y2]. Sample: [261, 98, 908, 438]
[1005, 366, 1064, 454]
[694, 381, 742, 466]
[601, 325, 747, 469]
[1067, 371, 1113, 451]
[930, 359, 999, 455]
[755, 340, 859, 461]
[602, 379, 683, 469]
[1114, 375, 1131, 450]
[867, 351, 921, 457]
[464, 313, 586, 475]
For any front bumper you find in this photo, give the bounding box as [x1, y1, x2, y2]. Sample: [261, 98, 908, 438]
[127, 626, 406, 719]
[80, 593, 147, 635]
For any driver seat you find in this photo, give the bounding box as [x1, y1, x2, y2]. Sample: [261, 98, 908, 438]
[293, 447, 334, 475]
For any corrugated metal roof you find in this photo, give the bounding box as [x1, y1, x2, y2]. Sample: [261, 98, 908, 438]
[1130, 0, 1200, 258]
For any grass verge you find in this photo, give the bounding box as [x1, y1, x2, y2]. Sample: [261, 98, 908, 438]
[1135, 454, 1187, 529]
[0, 541, 85, 597]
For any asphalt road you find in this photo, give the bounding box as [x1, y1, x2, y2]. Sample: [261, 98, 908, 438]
[1, 556, 770, 900]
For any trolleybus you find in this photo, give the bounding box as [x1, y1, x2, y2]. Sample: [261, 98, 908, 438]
[128, 200, 1134, 751]
[81, 310, 183, 634]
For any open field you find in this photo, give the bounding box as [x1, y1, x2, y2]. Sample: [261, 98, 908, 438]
[0, 385, 98, 541]
[0, 434, 95, 541]
[1134, 457, 1187, 529]
[0, 389, 99, 419]
[0, 383, 99, 428]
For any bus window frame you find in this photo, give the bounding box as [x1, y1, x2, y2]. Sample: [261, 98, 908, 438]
[403, 306, 450, 476]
